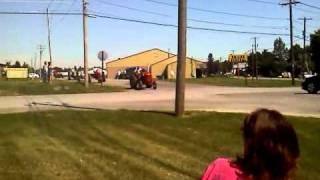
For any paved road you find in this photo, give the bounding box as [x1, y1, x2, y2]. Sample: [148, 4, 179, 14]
[0, 80, 319, 117]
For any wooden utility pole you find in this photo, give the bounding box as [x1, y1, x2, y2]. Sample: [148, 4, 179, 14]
[47, 8, 53, 83]
[34, 52, 37, 71]
[254, 37, 258, 79]
[82, 0, 89, 88]
[30, 57, 33, 72]
[175, 0, 187, 117]
[251, 44, 254, 80]
[39, 45, 45, 80]
[298, 17, 312, 73]
[46, 8, 52, 65]
[280, 0, 300, 85]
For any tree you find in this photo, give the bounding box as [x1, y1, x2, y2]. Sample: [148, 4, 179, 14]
[257, 50, 275, 77]
[254, 49, 287, 77]
[291, 44, 305, 76]
[207, 53, 214, 75]
[310, 29, 320, 74]
[219, 60, 233, 74]
[5, 61, 11, 67]
[12, 61, 21, 68]
[22, 62, 29, 68]
[273, 37, 289, 61]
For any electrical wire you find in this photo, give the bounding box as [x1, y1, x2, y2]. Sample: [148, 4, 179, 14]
[92, 13, 290, 36]
[188, 18, 288, 30]
[93, 0, 288, 30]
[0, 11, 82, 15]
[247, 0, 279, 6]
[47, 0, 55, 9]
[300, 2, 320, 10]
[94, 0, 170, 17]
[294, 7, 319, 15]
[55, 0, 79, 24]
[143, 0, 288, 20]
[0, 11, 300, 37]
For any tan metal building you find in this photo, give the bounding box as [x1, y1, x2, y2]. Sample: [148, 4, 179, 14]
[106, 48, 205, 79]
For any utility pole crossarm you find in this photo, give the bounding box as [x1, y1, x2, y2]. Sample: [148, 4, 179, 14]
[279, 0, 300, 6]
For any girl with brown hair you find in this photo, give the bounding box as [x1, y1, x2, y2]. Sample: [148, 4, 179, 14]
[202, 109, 300, 180]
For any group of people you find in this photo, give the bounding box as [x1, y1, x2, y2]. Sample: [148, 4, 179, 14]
[202, 108, 300, 180]
[42, 61, 52, 83]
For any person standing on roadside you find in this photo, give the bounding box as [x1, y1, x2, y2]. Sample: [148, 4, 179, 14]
[48, 61, 52, 82]
[42, 61, 48, 83]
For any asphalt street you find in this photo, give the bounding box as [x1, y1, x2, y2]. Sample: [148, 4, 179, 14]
[0, 80, 319, 117]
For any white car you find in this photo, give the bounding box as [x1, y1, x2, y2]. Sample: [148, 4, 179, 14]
[28, 73, 40, 79]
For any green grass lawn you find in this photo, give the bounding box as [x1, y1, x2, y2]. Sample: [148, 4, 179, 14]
[0, 110, 318, 180]
[185, 76, 301, 87]
[0, 79, 122, 96]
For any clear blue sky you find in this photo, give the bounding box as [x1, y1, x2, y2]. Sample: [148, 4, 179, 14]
[0, 0, 319, 68]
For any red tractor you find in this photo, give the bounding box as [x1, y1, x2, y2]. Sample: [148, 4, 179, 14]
[90, 68, 106, 83]
[128, 67, 157, 90]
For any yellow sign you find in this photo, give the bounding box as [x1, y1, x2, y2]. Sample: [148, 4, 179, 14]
[5, 68, 28, 79]
[228, 54, 248, 62]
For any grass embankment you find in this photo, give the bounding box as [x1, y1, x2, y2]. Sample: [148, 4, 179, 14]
[0, 110, 318, 179]
[0, 79, 122, 96]
[185, 76, 301, 87]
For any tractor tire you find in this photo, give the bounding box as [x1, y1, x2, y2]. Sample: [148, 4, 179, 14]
[129, 75, 137, 89]
[152, 81, 157, 90]
[307, 82, 317, 94]
[136, 80, 144, 90]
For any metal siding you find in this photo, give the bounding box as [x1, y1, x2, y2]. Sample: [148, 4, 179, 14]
[151, 56, 177, 79]
[5, 68, 28, 79]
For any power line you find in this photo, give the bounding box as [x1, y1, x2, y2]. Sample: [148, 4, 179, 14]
[188, 18, 288, 30]
[93, 13, 290, 36]
[300, 2, 320, 10]
[143, 0, 288, 20]
[0, 11, 82, 15]
[293, 19, 303, 25]
[93, 0, 170, 17]
[47, 0, 55, 9]
[250, 0, 320, 11]
[250, 0, 320, 13]
[0, 0, 59, 3]
[92, 1, 288, 30]
[55, 0, 79, 25]
[0, 10, 292, 36]
[247, 0, 279, 6]
[294, 7, 320, 15]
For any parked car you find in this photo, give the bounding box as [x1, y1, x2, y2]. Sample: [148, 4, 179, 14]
[302, 75, 320, 94]
[54, 71, 69, 78]
[28, 73, 40, 79]
[279, 72, 291, 78]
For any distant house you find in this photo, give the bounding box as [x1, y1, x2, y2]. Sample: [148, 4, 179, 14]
[106, 48, 206, 79]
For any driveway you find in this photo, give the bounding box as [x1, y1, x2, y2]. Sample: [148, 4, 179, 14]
[0, 80, 319, 117]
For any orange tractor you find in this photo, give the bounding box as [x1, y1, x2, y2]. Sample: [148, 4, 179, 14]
[128, 67, 157, 90]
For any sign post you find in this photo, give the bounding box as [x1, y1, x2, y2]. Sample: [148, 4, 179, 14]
[98, 50, 108, 86]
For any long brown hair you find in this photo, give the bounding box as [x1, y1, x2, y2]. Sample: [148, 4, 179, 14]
[235, 109, 300, 180]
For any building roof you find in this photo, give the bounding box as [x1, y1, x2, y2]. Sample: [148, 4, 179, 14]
[106, 48, 175, 67]
[106, 48, 206, 68]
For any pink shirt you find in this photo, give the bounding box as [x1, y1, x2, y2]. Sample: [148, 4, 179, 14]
[201, 158, 244, 180]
